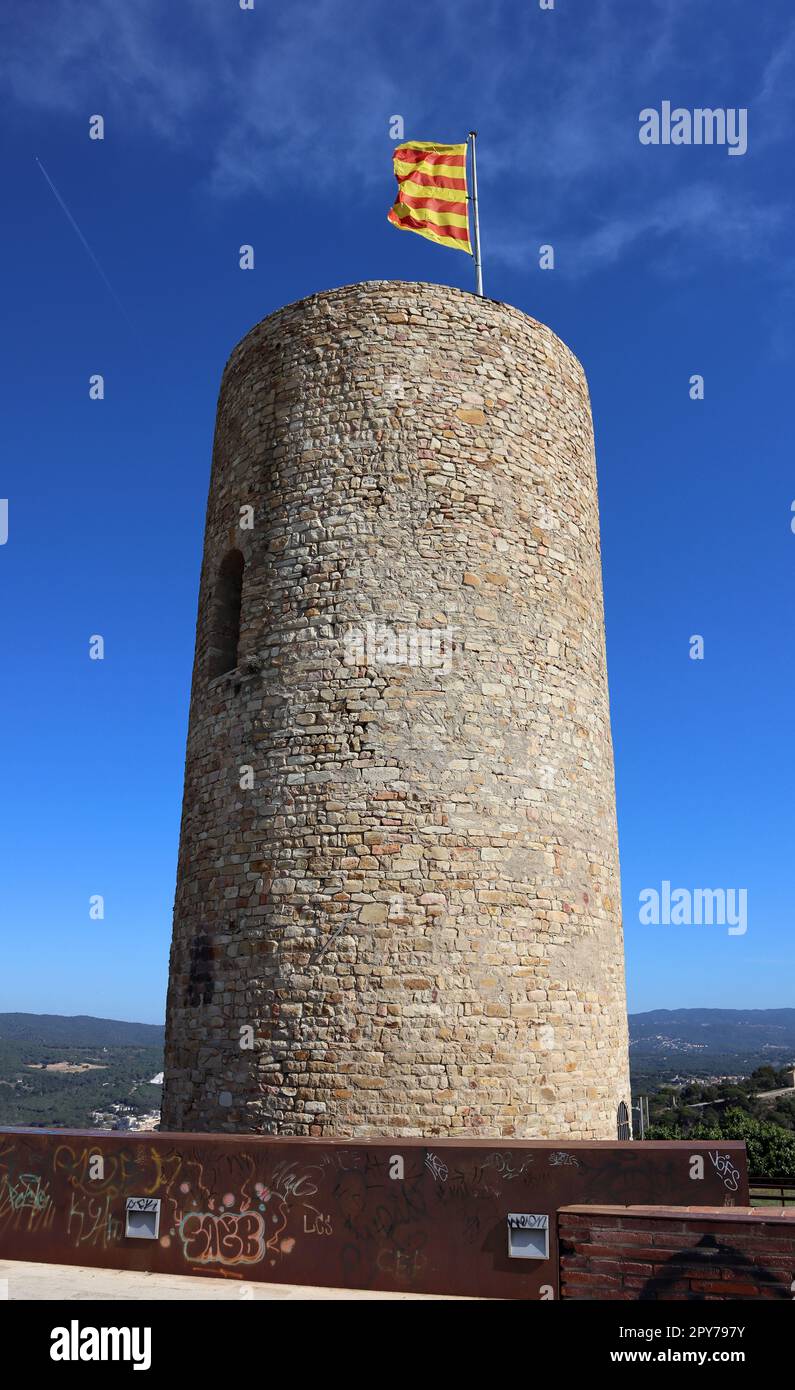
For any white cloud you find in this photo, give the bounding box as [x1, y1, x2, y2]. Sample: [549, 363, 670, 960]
[572, 183, 784, 276]
[2, 0, 791, 277]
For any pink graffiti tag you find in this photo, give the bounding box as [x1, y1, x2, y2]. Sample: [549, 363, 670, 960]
[179, 1210, 266, 1266]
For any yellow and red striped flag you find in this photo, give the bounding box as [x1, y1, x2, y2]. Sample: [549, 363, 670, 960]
[387, 140, 472, 254]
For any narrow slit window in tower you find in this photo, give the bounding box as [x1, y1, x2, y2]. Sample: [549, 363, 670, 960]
[208, 549, 244, 678]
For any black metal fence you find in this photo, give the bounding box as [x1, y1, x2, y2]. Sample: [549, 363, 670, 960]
[749, 1175, 795, 1206]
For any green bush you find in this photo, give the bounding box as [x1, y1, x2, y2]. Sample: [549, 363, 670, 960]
[647, 1107, 795, 1176]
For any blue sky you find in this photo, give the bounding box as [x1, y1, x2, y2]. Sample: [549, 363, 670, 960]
[1, 0, 793, 1024]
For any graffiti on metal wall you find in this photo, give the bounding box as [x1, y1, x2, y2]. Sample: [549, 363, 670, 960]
[709, 1151, 741, 1193]
[0, 1131, 750, 1298]
[0, 1137, 55, 1235]
[0, 1172, 54, 1233]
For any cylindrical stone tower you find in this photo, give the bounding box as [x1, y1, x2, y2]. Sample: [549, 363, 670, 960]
[162, 281, 631, 1139]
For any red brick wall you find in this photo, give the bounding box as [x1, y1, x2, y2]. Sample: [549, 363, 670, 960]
[559, 1205, 795, 1300]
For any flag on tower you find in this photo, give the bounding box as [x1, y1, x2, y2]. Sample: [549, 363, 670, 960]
[387, 140, 472, 254]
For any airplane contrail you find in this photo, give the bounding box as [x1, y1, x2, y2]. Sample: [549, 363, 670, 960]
[35, 156, 135, 329]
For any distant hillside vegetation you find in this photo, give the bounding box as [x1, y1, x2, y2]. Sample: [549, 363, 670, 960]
[3, 1008, 794, 1103]
[629, 1008, 795, 1086]
[0, 1013, 164, 1048]
[630, 1008, 795, 1052]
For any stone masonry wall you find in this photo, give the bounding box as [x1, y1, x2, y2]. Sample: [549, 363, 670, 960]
[161, 280, 631, 1138]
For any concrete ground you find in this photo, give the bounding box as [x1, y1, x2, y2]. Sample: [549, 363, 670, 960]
[0, 1258, 465, 1300]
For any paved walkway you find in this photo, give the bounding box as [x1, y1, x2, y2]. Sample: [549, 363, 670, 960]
[0, 1258, 463, 1300]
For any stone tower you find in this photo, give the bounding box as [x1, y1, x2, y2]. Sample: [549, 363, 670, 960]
[162, 281, 631, 1139]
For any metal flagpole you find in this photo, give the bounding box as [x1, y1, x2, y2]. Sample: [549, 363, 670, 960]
[468, 130, 484, 297]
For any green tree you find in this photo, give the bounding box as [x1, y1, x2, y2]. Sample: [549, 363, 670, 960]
[647, 1107, 795, 1176]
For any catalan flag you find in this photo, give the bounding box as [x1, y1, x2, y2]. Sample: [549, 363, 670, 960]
[387, 140, 472, 255]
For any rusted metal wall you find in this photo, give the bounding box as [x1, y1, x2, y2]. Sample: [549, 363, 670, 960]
[0, 1130, 748, 1299]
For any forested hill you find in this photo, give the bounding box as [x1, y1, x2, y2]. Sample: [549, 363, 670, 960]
[629, 1008, 795, 1082]
[0, 1013, 164, 1048]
